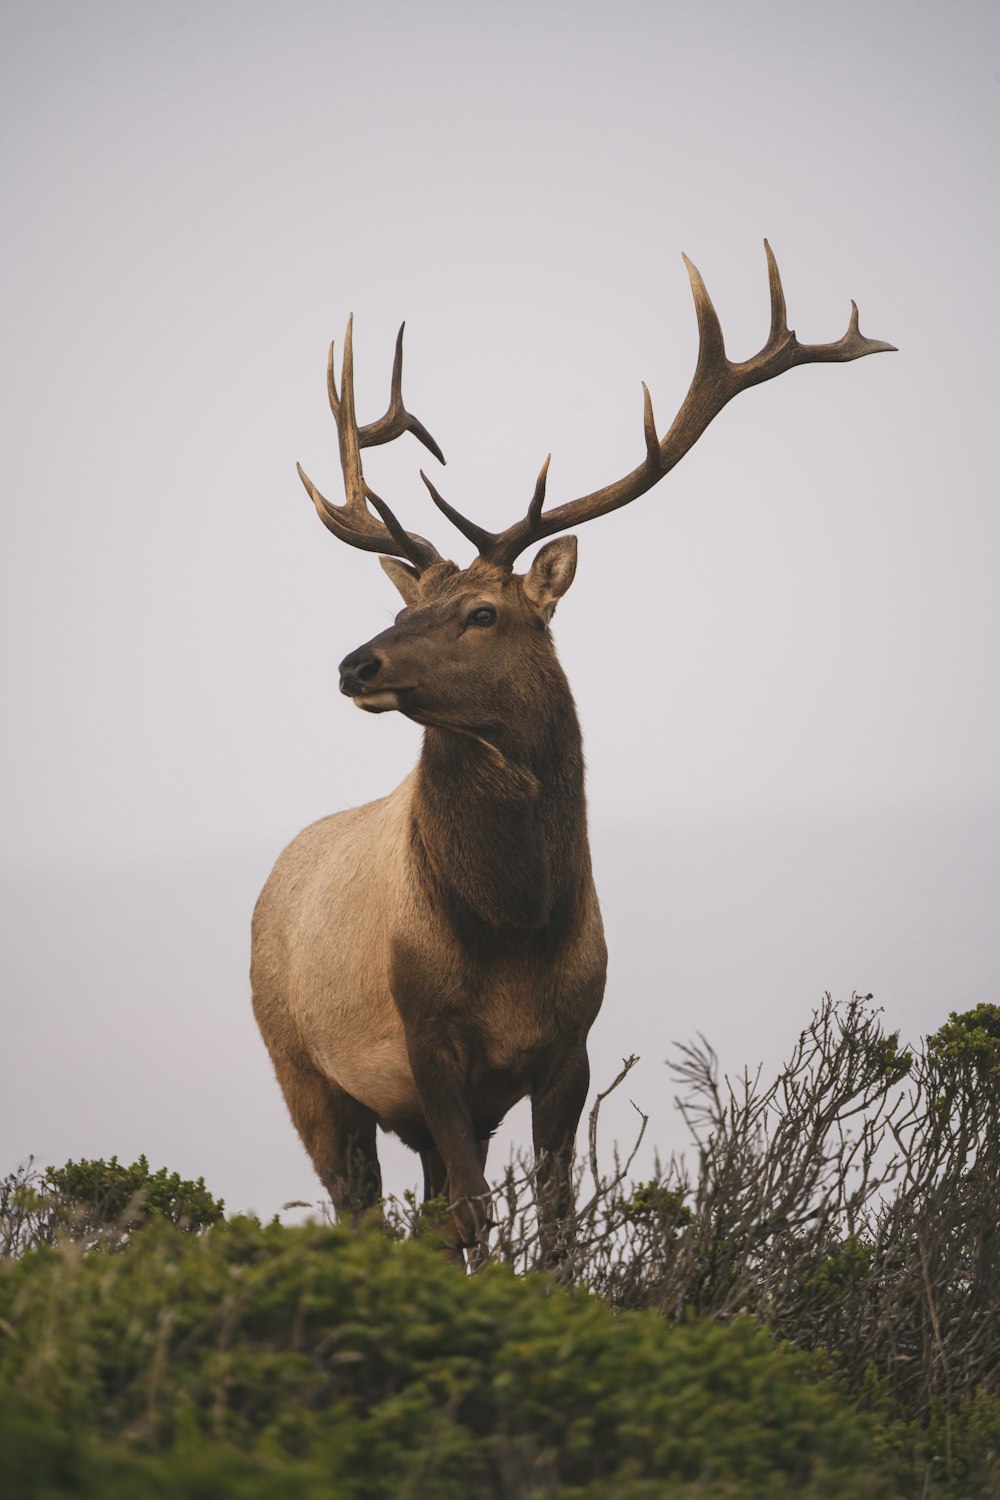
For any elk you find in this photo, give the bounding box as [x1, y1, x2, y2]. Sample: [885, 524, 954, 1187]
[251, 243, 894, 1257]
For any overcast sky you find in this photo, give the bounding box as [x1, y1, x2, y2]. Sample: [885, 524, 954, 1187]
[2, 0, 997, 1218]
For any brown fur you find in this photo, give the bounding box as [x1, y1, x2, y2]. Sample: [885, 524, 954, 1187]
[252, 543, 606, 1252]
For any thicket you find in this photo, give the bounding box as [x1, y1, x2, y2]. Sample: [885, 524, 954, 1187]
[486, 999, 1000, 1420]
[2, 997, 998, 1498]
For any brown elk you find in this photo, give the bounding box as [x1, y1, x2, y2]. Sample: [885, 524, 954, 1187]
[251, 243, 894, 1257]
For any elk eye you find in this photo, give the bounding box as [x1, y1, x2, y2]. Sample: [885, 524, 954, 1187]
[467, 605, 497, 627]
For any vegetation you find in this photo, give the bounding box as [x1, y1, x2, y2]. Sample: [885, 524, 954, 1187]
[2, 999, 998, 1498]
[0, 1154, 223, 1258]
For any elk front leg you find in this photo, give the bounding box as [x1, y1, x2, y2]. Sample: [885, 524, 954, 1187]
[531, 1043, 590, 1262]
[405, 1020, 492, 1253]
[420, 1139, 491, 1267]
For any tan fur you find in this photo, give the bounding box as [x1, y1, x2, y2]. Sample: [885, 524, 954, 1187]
[253, 769, 605, 1125]
[253, 781, 419, 1119]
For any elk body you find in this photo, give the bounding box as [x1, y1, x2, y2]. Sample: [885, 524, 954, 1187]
[252, 244, 894, 1255]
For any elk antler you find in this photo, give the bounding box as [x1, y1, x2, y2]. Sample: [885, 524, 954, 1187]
[297, 319, 446, 571]
[421, 241, 896, 569]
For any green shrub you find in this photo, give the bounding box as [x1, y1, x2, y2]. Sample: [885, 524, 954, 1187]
[1, 1155, 223, 1258]
[2, 1215, 897, 1499]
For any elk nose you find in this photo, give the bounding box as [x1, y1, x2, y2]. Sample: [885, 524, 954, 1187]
[339, 648, 383, 696]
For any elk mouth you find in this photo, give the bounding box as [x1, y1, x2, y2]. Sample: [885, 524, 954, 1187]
[355, 690, 403, 714]
[346, 682, 419, 714]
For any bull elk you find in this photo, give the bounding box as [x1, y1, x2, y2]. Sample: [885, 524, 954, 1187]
[251, 243, 894, 1257]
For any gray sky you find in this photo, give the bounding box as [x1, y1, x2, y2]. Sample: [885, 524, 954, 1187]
[2, 0, 997, 1217]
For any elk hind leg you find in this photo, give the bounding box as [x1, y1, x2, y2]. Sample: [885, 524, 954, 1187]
[269, 1046, 381, 1219]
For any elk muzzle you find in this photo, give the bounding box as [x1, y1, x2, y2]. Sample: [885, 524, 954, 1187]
[338, 646, 400, 712]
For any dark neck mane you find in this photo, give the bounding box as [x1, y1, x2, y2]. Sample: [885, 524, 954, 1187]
[410, 667, 588, 933]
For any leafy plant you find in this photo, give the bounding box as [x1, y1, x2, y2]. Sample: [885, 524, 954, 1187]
[0, 1155, 223, 1257]
[1, 1214, 899, 1499]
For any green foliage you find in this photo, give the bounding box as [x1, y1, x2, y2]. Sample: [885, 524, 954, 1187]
[0, 1156, 224, 1258]
[793, 1234, 874, 1323]
[926, 1005, 1000, 1081]
[875, 1391, 1000, 1500]
[623, 1180, 691, 1228]
[43, 1154, 225, 1238]
[2, 1216, 897, 1500]
[934, 1390, 1000, 1497]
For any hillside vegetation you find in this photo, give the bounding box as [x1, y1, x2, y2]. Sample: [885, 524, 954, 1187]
[2, 998, 998, 1498]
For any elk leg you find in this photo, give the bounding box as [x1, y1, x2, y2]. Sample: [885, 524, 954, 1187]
[418, 1139, 493, 1268]
[420, 1142, 449, 1203]
[268, 1046, 381, 1219]
[531, 1045, 590, 1260]
[420, 1140, 489, 1200]
[464, 1139, 492, 1271]
[418, 1143, 462, 1265]
[404, 1026, 492, 1252]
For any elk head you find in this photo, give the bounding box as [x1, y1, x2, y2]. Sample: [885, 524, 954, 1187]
[297, 243, 895, 734]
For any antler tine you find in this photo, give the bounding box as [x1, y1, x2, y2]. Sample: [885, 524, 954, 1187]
[298, 461, 381, 549]
[299, 317, 446, 571]
[764, 239, 789, 343]
[364, 485, 441, 570]
[416, 451, 554, 565]
[682, 253, 728, 374]
[337, 314, 366, 511]
[357, 324, 447, 465]
[640, 385, 661, 473]
[722, 239, 898, 386]
[479, 240, 896, 568]
[420, 470, 495, 555]
[527, 455, 551, 528]
[326, 339, 340, 416]
[298, 453, 441, 569]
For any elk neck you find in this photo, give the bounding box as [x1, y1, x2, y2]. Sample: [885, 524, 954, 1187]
[409, 656, 589, 934]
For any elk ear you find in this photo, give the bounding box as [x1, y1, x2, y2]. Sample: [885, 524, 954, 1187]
[523, 536, 578, 621]
[379, 556, 422, 605]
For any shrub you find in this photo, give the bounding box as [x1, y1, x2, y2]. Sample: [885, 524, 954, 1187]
[0, 1215, 902, 1499]
[476, 998, 1000, 1435]
[0, 1155, 224, 1257]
